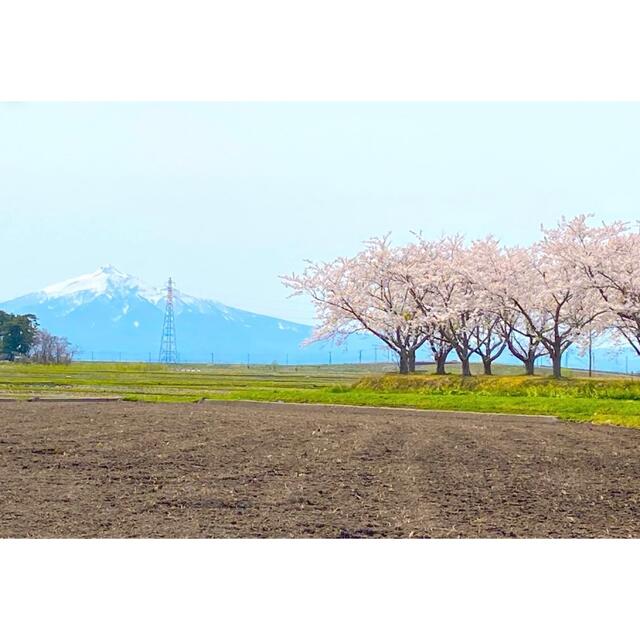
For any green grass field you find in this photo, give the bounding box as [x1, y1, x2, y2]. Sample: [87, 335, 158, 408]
[1, 360, 640, 428]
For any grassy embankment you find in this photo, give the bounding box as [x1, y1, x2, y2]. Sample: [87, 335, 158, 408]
[1, 361, 639, 428]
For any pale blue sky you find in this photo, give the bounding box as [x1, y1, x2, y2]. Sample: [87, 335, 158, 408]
[2, 102, 640, 323]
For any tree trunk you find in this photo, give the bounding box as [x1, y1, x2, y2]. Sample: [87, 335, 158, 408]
[524, 358, 535, 375]
[551, 352, 562, 379]
[460, 357, 472, 376]
[399, 350, 409, 374]
[482, 358, 492, 375]
[408, 350, 416, 373]
[430, 341, 451, 375]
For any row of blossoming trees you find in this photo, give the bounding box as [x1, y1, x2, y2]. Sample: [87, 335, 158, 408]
[282, 216, 640, 378]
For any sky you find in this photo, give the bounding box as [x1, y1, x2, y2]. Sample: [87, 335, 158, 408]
[2, 102, 640, 324]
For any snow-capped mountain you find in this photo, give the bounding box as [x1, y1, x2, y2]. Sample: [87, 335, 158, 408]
[0, 265, 375, 363]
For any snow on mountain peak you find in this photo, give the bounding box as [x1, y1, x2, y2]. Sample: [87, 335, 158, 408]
[36, 266, 228, 313]
[41, 266, 162, 303]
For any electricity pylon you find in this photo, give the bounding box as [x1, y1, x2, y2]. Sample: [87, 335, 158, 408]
[158, 277, 178, 364]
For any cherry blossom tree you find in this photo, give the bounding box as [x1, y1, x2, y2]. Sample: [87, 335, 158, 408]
[459, 238, 509, 375]
[468, 239, 544, 375]
[389, 238, 452, 374]
[282, 237, 428, 374]
[548, 215, 640, 357]
[400, 235, 485, 376]
[496, 238, 607, 378]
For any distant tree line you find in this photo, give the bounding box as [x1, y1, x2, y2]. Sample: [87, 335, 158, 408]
[0, 311, 76, 363]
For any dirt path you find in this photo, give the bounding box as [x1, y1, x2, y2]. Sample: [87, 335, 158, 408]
[1, 401, 639, 537]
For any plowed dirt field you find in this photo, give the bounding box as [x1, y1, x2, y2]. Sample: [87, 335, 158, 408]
[1, 401, 639, 537]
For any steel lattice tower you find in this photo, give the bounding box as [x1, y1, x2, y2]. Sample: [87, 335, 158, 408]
[158, 277, 178, 364]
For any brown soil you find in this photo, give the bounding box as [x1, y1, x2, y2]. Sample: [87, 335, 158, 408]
[1, 401, 639, 538]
